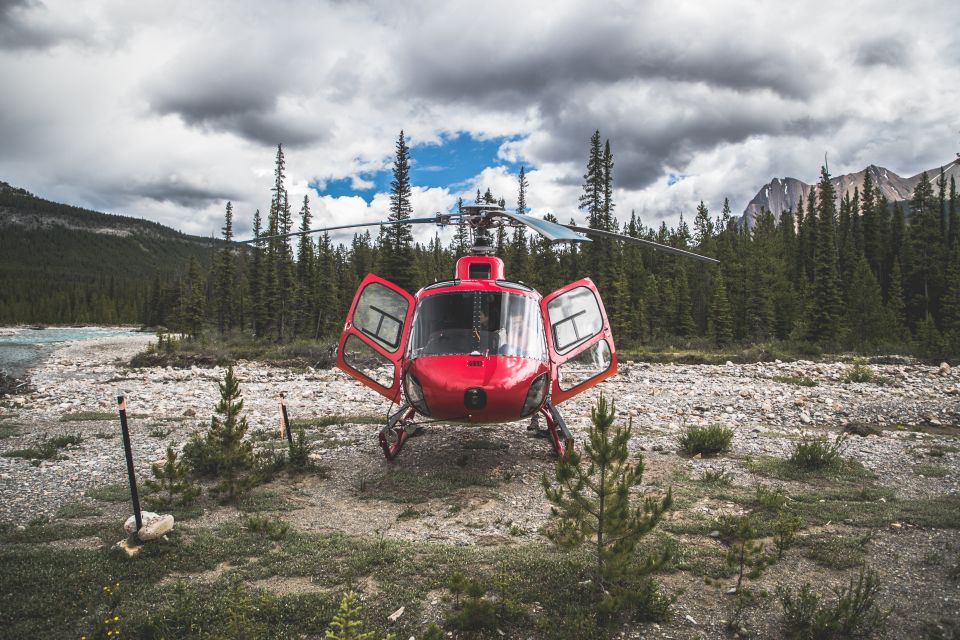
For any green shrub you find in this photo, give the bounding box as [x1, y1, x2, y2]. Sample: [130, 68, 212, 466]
[772, 509, 803, 560]
[678, 424, 734, 456]
[447, 576, 497, 632]
[842, 358, 886, 384]
[778, 567, 890, 638]
[788, 433, 847, 471]
[144, 445, 200, 509]
[287, 427, 314, 470]
[701, 468, 734, 485]
[243, 515, 289, 541]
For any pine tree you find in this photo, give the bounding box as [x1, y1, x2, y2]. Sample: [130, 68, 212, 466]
[295, 195, 315, 336]
[214, 201, 236, 335]
[542, 394, 672, 617]
[181, 257, 205, 339]
[324, 591, 393, 640]
[249, 209, 267, 338]
[846, 256, 886, 348]
[709, 272, 734, 347]
[941, 250, 960, 355]
[209, 366, 255, 503]
[886, 259, 907, 340]
[906, 172, 945, 324]
[948, 176, 958, 251]
[510, 167, 530, 281]
[385, 131, 415, 292]
[808, 167, 842, 344]
[452, 197, 469, 257]
[144, 445, 200, 508]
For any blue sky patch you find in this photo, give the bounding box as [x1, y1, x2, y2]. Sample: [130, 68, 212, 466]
[312, 133, 529, 203]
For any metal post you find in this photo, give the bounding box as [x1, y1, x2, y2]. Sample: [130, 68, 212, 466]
[117, 394, 142, 532]
[279, 392, 293, 445]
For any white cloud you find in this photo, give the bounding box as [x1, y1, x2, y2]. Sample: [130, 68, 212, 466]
[1, 0, 958, 238]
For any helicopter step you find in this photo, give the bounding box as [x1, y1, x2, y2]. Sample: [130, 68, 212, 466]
[379, 403, 417, 461]
[534, 399, 574, 459]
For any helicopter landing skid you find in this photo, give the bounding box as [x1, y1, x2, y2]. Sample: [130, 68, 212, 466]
[378, 404, 416, 461]
[538, 401, 574, 459]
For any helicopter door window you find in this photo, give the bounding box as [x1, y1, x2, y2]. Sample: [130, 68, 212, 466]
[546, 286, 603, 354]
[342, 334, 395, 389]
[558, 339, 612, 391]
[351, 282, 409, 352]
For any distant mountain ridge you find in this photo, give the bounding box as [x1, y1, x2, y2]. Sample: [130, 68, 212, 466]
[741, 159, 960, 226]
[0, 180, 217, 324]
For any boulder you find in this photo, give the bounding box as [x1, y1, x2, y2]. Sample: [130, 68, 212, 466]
[124, 511, 175, 541]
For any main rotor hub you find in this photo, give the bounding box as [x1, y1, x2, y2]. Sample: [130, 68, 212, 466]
[460, 204, 507, 255]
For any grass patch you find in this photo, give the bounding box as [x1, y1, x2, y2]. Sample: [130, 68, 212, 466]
[745, 453, 871, 482]
[461, 438, 509, 450]
[0, 515, 676, 639]
[358, 467, 499, 504]
[0, 421, 20, 439]
[60, 411, 119, 422]
[772, 375, 818, 387]
[914, 464, 949, 478]
[678, 424, 733, 456]
[396, 507, 421, 521]
[3, 433, 82, 463]
[236, 490, 297, 513]
[788, 433, 847, 471]
[700, 468, 735, 486]
[85, 483, 132, 503]
[129, 333, 340, 370]
[292, 415, 382, 428]
[55, 502, 104, 519]
[844, 422, 882, 437]
[800, 533, 870, 569]
[789, 490, 960, 529]
[926, 445, 959, 457]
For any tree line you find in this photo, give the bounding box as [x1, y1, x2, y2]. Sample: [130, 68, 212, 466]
[148, 132, 960, 359]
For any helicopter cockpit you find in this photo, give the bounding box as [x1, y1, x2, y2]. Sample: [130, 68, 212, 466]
[408, 291, 547, 360]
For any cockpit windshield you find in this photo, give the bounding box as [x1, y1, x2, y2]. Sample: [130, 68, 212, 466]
[408, 291, 547, 360]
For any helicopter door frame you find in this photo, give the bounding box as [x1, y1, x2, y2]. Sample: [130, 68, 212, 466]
[337, 274, 415, 402]
[541, 277, 618, 405]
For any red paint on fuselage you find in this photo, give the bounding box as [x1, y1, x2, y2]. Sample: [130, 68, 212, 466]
[407, 355, 549, 423]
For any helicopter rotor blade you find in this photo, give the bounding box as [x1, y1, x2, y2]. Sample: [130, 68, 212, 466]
[237, 214, 460, 245]
[562, 224, 720, 265]
[497, 211, 591, 244]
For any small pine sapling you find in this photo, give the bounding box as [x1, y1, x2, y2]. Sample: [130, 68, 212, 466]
[144, 445, 200, 508]
[773, 509, 803, 560]
[209, 366, 255, 502]
[447, 576, 496, 632]
[542, 393, 673, 619]
[448, 570, 466, 608]
[287, 427, 314, 470]
[325, 591, 395, 640]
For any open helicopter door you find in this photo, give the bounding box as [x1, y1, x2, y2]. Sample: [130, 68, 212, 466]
[337, 274, 415, 402]
[541, 278, 618, 405]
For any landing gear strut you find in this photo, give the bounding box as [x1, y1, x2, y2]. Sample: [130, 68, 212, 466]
[378, 404, 416, 461]
[536, 400, 574, 458]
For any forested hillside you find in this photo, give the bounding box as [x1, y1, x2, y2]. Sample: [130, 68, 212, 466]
[155, 135, 960, 360]
[0, 182, 217, 323]
[3, 134, 959, 361]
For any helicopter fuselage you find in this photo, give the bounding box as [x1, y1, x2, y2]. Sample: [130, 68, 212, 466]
[337, 254, 618, 458]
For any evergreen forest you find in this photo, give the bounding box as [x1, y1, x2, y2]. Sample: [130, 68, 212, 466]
[4, 132, 960, 360]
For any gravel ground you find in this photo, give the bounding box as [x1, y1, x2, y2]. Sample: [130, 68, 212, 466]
[1, 335, 958, 638]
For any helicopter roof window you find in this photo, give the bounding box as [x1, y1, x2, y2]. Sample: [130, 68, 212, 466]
[468, 263, 491, 279]
[408, 292, 546, 360]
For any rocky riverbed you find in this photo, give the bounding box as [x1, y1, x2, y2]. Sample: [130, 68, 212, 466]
[1, 335, 958, 639]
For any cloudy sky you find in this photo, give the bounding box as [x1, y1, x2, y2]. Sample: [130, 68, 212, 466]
[2, 0, 958, 244]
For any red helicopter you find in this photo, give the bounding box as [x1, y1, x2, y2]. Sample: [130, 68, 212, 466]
[252, 204, 717, 460]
